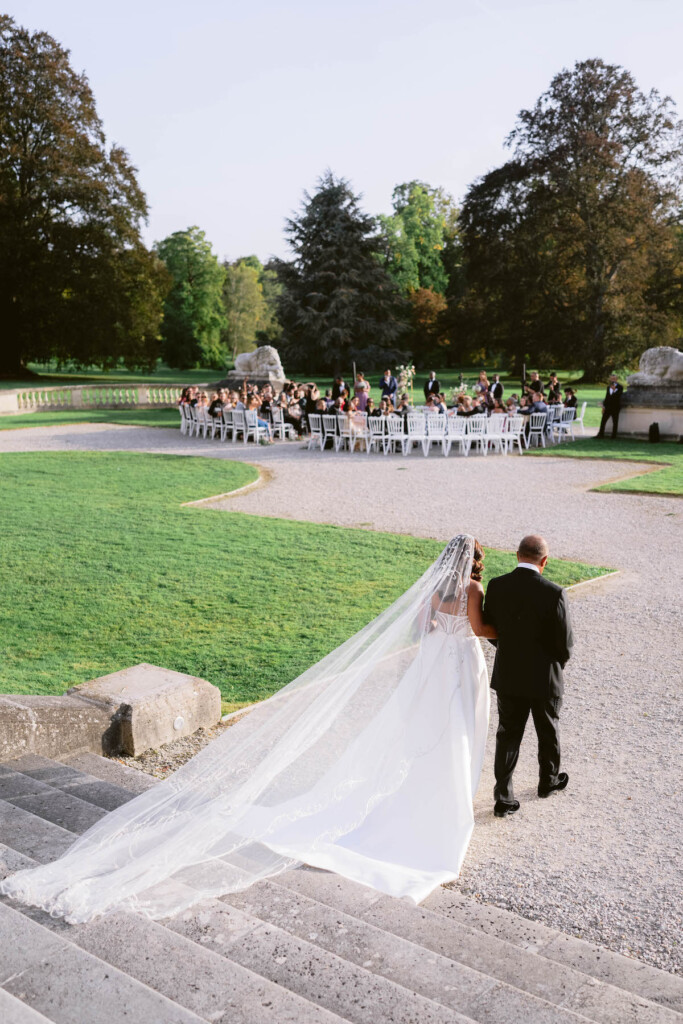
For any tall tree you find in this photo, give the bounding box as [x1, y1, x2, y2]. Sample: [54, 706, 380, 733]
[155, 227, 227, 370]
[457, 59, 683, 379]
[276, 171, 408, 374]
[380, 181, 449, 295]
[0, 16, 166, 376]
[221, 258, 267, 360]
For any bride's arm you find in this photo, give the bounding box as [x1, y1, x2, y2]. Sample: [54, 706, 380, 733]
[467, 580, 497, 638]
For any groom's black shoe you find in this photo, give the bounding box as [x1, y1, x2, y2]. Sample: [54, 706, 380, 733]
[494, 800, 520, 817]
[538, 772, 569, 798]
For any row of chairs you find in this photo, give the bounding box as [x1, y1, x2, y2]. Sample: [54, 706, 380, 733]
[307, 409, 577, 456]
[179, 405, 296, 442]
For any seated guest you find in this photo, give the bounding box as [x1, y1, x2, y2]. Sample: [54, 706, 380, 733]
[457, 396, 474, 416]
[396, 394, 412, 414]
[179, 386, 192, 405]
[435, 393, 448, 415]
[324, 388, 335, 409]
[547, 390, 563, 406]
[547, 372, 561, 394]
[208, 391, 224, 418]
[491, 397, 507, 415]
[563, 387, 578, 409]
[505, 396, 518, 414]
[366, 398, 380, 417]
[247, 395, 272, 440]
[520, 393, 548, 415]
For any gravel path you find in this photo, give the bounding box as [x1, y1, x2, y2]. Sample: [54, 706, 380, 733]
[1, 422, 681, 973]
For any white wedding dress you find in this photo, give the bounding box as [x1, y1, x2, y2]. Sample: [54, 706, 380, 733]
[0, 536, 490, 922]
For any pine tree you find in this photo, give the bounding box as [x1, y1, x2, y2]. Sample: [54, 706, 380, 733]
[276, 172, 408, 375]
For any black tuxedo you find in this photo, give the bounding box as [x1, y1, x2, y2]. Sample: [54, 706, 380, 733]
[424, 378, 440, 399]
[484, 567, 574, 805]
[491, 380, 503, 400]
[597, 383, 623, 438]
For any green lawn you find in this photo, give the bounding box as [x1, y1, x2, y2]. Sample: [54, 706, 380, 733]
[0, 452, 610, 709]
[0, 408, 180, 430]
[528, 437, 683, 496]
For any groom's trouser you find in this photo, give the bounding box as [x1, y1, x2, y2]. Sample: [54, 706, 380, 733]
[493, 694, 562, 804]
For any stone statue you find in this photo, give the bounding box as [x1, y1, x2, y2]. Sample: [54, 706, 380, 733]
[620, 345, 682, 438]
[233, 346, 285, 382]
[627, 346, 683, 387]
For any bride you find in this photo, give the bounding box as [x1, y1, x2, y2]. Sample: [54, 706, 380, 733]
[0, 535, 496, 923]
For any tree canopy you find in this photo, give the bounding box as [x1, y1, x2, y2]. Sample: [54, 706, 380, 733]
[380, 181, 449, 295]
[0, 15, 166, 376]
[155, 227, 227, 370]
[276, 171, 408, 374]
[456, 58, 683, 378]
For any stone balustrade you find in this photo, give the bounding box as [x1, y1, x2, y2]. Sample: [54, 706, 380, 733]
[0, 383, 183, 416]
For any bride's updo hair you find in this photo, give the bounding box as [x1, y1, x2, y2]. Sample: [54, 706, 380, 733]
[470, 540, 484, 583]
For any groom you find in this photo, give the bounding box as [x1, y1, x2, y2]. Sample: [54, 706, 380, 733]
[483, 534, 574, 817]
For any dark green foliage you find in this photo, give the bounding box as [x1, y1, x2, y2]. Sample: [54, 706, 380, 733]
[155, 227, 227, 370]
[276, 171, 409, 374]
[0, 16, 167, 376]
[456, 59, 683, 379]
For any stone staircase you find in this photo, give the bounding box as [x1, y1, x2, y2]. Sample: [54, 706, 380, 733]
[0, 753, 680, 1024]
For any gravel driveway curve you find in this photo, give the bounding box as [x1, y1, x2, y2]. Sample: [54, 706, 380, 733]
[1, 422, 681, 974]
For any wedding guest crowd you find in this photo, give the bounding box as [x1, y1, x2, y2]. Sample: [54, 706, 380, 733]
[178, 368, 586, 441]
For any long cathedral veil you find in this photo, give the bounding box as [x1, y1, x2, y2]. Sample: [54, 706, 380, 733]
[1, 535, 476, 923]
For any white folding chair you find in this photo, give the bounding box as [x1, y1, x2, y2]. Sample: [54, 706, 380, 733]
[244, 409, 269, 443]
[185, 404, 198, 437]
[322, 414, 339, 451]
[555, 407, 576, 443]
[574, 401, 587, 435]
[231, 409, 246, 441]
[386, 415, 408, 455]
[444, 416, 469, 457]
[466, 414, 488, 455]
[220, 408, 234, 442]
[426, 414, 448, 455]
[366, 416, 387, 455]
[503, 415, 525, 455]
[178, 405, 188, 434]
[335, 414, 354, 452]
[405, 413, 429, 456]
[527, 412, 547, 448]
[485, 414, 507, 454]
[307, 413, 324, 450]
[349, 412, 370, 452]
[545, 405, 562, 443]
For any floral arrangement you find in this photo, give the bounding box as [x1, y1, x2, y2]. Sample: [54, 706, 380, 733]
[396, 363, 416, 400]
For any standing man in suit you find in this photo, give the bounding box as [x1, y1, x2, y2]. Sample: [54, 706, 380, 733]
[423, 371, 440, 401]
[483, 534, 574, 818]
[490, 374, 504, 401]
[380, 369, 398, 406]
[597, 374, 623, 439]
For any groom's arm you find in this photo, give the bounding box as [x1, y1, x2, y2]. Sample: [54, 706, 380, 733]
[553, 590, 574, 667]
[482, 579, 499, 648]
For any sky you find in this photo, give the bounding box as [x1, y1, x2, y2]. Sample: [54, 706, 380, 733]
[10, 0, 683, 262]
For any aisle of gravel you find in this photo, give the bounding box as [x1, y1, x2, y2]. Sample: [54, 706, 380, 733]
[2, 422, 681, 974]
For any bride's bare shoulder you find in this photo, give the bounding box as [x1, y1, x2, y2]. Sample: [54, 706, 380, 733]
[468, 579, 484, 596]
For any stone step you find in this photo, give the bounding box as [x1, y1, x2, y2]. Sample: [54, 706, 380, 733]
[1, 847, 345, 1024]
[166, 894, 475, 1024]
[276, 867, 682, 1024]
[223, 878, 594, 1024]
[6, 755, 140, 811]
[0, 986, 55, 1024]
[0, 801, 76, 864]
[424, 887, 683, 1017]
[58, 752, 158, 794]
[0, 901, 208, 1024]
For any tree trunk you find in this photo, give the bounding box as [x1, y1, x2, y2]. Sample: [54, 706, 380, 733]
[0, 351, 39, 380]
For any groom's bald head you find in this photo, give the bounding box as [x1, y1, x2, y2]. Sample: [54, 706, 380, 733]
[518, 534, 549, 566]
